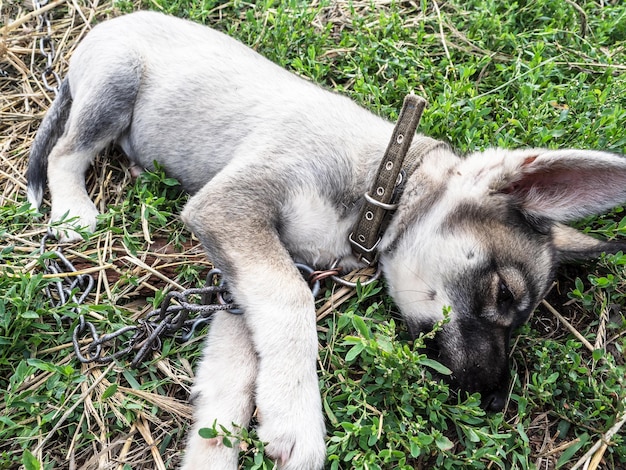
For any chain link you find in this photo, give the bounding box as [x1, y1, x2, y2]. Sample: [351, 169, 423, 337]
[38, 235, 239, 365]
[33, 0, 61, 94]
[40, 234, 95, 310]
[71, 264, 325, 366]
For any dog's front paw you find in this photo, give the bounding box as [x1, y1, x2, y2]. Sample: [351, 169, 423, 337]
[182, 428, 239, 470]
[50, 200, 99, 243]
[258, 413, 326, 470]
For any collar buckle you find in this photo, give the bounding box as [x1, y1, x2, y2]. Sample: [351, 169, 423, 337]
[349, 232, 381, 266]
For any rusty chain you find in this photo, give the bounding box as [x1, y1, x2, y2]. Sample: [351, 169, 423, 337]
[39, 231, 381, 367]
[72, 268, 243, 367]
[72, 264, 321, 367]
[40, 234, 95, 312]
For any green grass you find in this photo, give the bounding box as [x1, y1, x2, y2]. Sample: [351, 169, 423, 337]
[1, 0, 625, 468]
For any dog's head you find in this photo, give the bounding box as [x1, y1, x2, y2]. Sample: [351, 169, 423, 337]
[380, 147, 626, 410]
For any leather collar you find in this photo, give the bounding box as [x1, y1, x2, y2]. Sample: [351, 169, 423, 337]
[349, 94, 441, 265]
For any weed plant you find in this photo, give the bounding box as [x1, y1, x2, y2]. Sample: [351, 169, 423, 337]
[0, 0, 625, 469]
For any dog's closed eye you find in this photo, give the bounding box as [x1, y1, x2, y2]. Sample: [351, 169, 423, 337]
[496, 278, 515, 310]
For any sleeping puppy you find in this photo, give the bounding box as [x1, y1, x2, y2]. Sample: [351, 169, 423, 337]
[27, 11, 626, 469]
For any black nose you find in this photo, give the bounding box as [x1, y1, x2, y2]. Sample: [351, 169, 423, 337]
[483, 390, 507, 412]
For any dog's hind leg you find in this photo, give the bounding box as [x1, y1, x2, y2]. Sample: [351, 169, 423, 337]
[182, 312, 257, 469]
[44, 55, 141, 242]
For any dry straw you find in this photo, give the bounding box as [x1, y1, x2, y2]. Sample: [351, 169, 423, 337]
[1, 2, 205, 467]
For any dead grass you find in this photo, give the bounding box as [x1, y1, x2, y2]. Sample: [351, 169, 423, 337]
[0, 2, 211, 468]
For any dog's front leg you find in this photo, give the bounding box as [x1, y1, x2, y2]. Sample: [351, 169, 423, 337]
[182, 311, 257, 469]
[235, 263, 326, 469]
[182, 192, 326, 470]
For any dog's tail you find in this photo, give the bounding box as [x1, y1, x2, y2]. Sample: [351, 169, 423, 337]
[26, 78, 72, 209]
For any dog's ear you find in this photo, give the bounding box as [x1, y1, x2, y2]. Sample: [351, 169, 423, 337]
[551, 223, 626, 262]
[494, 149, 626, 223]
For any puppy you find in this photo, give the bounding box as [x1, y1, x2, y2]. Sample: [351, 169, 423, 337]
[27, 11, 626, 469]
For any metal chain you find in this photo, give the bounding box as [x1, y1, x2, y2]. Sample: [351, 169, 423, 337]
[71, 263, 326, 366]
[39, 234, 354, 367]
[328, 259, 383, 288]
[33, 0, 61, 94]
[41, 234, 95, 310]
[66, 259, 379, 366]
[73, 269, 242, 367]
[38, 232, 246, 366]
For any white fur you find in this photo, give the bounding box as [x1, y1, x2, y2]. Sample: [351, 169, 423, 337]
[47, 145, 99, 241]
[281, 191, 360, 268]
[184, 313, 256, 468]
